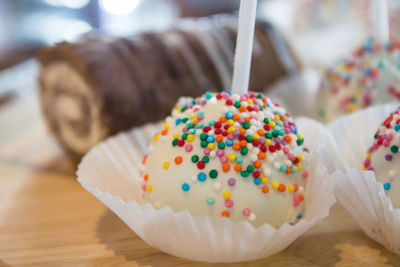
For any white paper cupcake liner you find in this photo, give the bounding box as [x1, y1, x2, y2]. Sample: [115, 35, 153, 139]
[322, 103, 400, 254]
[77, 117, 336, 263]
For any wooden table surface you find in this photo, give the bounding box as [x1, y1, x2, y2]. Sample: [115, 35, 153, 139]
[1, 95, 400, 267]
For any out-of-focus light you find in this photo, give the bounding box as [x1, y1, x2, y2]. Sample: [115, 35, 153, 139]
[44, 0, 90, 9]
[99, 0, 140, 15]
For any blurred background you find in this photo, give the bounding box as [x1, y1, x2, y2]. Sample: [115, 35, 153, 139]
[0, 0, 399, 105]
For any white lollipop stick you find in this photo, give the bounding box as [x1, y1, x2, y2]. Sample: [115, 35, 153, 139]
[371, 0, 390, 43]
[231, 0, 258, 95]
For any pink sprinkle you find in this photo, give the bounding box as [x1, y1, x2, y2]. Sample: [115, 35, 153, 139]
[243, 208, 250, 216]
[250, 115, 257, 120]
[204, 148, 210, 155]
[225, 199, 234, 208]
[185, 144, 193, 152]
[220, 156, 228, 163]
[288, 153, 295, 161]
[193, 107, 199, 112]
[302, 171, 309, 178]
[254, 106, 260, 112]
[142, 185, 147, 191]
[227, 134, 234, 140]
[216, 149, 225, 157]
[293, 195, 300, 207]
[364, 158, 371, 167]
[293, 184, 299, 192]
[222, 92, 230, 99]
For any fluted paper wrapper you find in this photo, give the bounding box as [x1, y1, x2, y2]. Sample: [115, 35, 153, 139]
[77, 117, 336, 262]
[324, 103, 400, 254]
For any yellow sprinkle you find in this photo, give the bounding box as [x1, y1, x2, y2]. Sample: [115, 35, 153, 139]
[207, 143, 215, 150]
[252, 134, 260, 140]
[246, 99, 253, 105]
[163, 162, 170, 169]
[228, 127, 235, 134]
[146, 185, 152, 192]
[288, 185, 295, 192]
[347, 103, 357, 112]
[269, 121, 276, 128]
[173, 133, 180, 139]
[271, 182, 279, 190]
[190, 114, 197, 120]
[354, 88, 361, 97]
[152, 134, 160, 144]
[361, 166, 366, 170]
[222, 191, 231, 199]
[228, 153, 236, 162]
[297, 164, 302, 171]
[261, 177, 268, 184]
[296, 155, 303, 161]
[265, 139, 272, 146]
[297, 134, 302, 140]
[365, 153, 371, 159]
[274, 115, 280, 121]
[163, 122, 170, 129]
[226, 119, 234, 126]
[187, 134, 195, 142]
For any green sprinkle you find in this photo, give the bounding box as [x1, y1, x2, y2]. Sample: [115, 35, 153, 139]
[234, 101, 241, 108]
[242, 122, 250, 129]
[209, 170, 218, 178]
[191, 155, 199, 163]
[240, 171, 249, 177]
[206, 197, 215, 205]
[200, 133, 208, 140]
[182, 133, 188, 140]
[200, 141, 208, 148]
[246, 165, 254, 173]
[202, 156, 210, 163]
[297, 139, 304, 146]
[218, 142, 225, 149]
[172, 139, 178, 146]
[272, 130, 280, 137]
[263, 118, 269, 124]
[265, 132, 273, 139]
[181, 106, 187, 112]
[391, 145, 399, 153]
[246, 136, 253, 142]
[240, 147, 248, 155]
[182, 118, 189, 123]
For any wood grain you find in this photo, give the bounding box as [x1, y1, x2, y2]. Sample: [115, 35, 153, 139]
[0, 95, 399, 266]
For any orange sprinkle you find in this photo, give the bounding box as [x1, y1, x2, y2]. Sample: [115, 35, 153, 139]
[280, 115, 286, 122]
[234, 163, 242, 172]
[253, 160, 262, 169]
[232, 114, 240, 121]
[278, 184, 286, 192]
[239, 106, 246, 113]
[221, 210, 230, 217]
[142, 155, 148, 165]
[263, 104, 267, 108]
[219, 116, 227, 123]
[244, 117, 250, 122]
[299, 194, 305, 201]
[174, 156, 183, 165]
[258, 152, 266, 160]
[232, 143, 241, 151]
[257, 129, 264, 136]
[143, 174, 149, 181]
[161, 129, 168, 136]
[284, 135, 292, 143]
[215, 136, 223, 143]
[193, 119, 199, 125]
[240, 140, 247, 147]
[222, 163, 230, 172]
[285, 167, 292, 174]
[262, 186, 269, 194]
[239, 128, 246, 135]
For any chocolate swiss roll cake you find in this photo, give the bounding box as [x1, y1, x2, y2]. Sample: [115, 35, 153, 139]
[38, 15, 299, 159]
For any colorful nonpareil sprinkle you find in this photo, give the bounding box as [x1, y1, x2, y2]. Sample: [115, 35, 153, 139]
[142, 91, 309, 225]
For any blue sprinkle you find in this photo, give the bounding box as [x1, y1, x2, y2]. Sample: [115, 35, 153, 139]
[196, 123, 204, 129]
[383, 182, 391, 190]
[236, 157, 243, 163]
[294, 127, 298, 135]
[198, 111, 205, 116]
[292, 166, 298, 173]
[176, 118, 182, 126]
[206, 136, 215, 143]
[205, 92, 212, 99]
[209, 120, 216, 126]
[253, 178, 261, 185]
[225, 112, 233, 119]
[198, 172, 207, 182]
[188, 129, 196, 134]
[297, 214, 302, 220]
[395, 125, 400, 132]
[226, 90, 232, 95]
[182, 183, 190, 191]
[280, 165, 287, 173]
[226, 140, 233, 147]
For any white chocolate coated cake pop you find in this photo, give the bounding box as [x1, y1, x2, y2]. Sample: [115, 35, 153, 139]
[363, 106, 400, 208]
[141, 92, 310, 228]
[316, 39, 400, 123]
